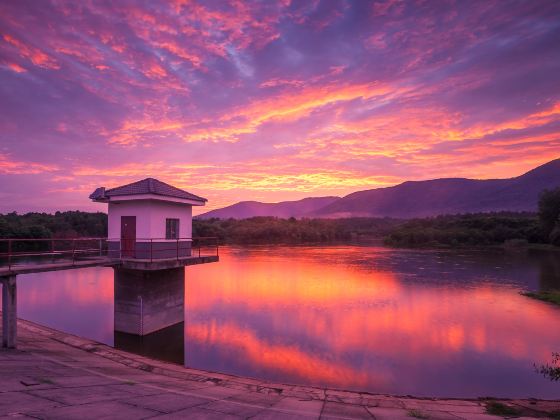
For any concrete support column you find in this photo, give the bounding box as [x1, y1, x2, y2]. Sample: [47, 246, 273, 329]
[114, 267, 184, 336]
[1, 275, 17, 349]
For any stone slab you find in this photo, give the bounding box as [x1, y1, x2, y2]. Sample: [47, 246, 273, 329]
[121, 392, 212, 413]
[321, 401, 373, 418]
[27, 400, 159, 419]
[149, 406, 242, 419]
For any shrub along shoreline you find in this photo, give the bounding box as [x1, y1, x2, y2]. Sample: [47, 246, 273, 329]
[521, 290, 560, 307]
[381, 212, 545, 248]
[192, 211, 556, 248]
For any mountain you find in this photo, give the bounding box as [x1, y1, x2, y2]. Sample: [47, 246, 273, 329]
[196, 196, 340, 219]
[312, 159, 560, 218]
[197, 159, 560, 219]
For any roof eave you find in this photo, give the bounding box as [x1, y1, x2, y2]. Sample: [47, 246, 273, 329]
[103, 193, 206, 206]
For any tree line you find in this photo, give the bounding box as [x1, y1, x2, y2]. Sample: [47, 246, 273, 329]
[384, 187, 560, 248]
[1, 187, 559, 248]
[193, 216, 401, 243]
[0, 211, 107, 239]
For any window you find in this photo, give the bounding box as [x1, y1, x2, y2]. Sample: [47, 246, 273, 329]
[166, 218, 180, 239]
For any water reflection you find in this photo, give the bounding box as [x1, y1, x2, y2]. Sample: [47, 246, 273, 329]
[535, 251, 560, 291]
[15, 246, 560, 398]
[114, 322, 184, 365]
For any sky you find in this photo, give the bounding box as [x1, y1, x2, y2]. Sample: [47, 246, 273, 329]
[0, 0, 559, 215]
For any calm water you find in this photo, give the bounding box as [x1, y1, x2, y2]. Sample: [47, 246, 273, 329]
[17, 245, 560, 398]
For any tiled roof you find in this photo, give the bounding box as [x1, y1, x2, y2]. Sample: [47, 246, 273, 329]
[89, 178, 206, 202]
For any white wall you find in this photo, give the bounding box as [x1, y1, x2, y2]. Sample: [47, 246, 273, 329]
[149, 200, 192, 239]
[108, 199, 192, 240]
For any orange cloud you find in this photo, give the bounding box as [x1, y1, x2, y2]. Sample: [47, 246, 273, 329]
[259, 78, 305, 88]
[438, 101, 560, 143]
[143, 62, 168, 79]
[181, 81, 410, 143]
[71, 160, 400, 204]
[5, 62, 26, 73]
[105, 80, 409, 146]
[3, 34, 59, 69]
[0, 154, 58, 174]
[153, 40, 204, 68]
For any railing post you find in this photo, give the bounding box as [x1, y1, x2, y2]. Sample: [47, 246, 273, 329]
[150, 239, 153, 263]
[216, 237, 219, 257]
[8, 239, 12, 271]
[72, 239, 75, 264]
[176, 238, 179, 261]
[2, 275, 17, 348]
[198, 239, 201, 258]
[99, 239, 102, 257]
[139, 296, 143, 336]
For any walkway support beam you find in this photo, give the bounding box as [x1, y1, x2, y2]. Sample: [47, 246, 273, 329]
[1, 275, 17, 348]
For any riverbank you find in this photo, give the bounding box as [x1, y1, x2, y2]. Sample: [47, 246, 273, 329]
[1, 316, 559, 419]
[522, 290, 560, 306]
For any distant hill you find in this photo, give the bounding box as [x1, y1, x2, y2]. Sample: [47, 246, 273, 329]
[196, 196, 340, 219]
[312, 159, 560, 218]
[197, 159, 560, 219]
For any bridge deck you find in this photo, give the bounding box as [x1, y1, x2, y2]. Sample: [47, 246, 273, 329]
[0, 255, 219, 277]
[0, 258, 116, 277]
[1, 236, 220, 348]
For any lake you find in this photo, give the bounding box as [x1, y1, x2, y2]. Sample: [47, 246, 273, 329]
[16, 245, 560, 398]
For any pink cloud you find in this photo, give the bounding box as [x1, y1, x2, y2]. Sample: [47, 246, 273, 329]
[0, 0, 558, 213]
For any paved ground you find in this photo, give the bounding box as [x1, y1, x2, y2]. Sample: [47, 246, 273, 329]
[0, 317, 558, 419]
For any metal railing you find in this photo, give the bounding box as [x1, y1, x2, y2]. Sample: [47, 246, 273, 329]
[113, 236, 219, 262]
[0, 237, 219, 270]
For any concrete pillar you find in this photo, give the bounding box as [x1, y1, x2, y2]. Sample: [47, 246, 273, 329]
[114, 267, 184, 336]
[1, 275, 17, 349]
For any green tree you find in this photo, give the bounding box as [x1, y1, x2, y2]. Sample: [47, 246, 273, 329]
[538, 188, 560, 245]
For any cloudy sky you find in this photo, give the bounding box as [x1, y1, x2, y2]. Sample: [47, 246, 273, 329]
[0, 0, 559, 214]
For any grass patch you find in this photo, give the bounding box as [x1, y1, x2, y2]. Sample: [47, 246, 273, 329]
[407, 409, 429, 419]
[521, 290, 560, 306]
[485, 401, 522, 417]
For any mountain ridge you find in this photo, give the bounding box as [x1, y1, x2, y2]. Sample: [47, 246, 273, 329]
[197, 159, 560, 219]
[196, 196, 340, 219]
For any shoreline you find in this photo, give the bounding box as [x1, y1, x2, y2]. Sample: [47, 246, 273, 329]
[521, 290, 560, 307]
[1, 316, 559, 418]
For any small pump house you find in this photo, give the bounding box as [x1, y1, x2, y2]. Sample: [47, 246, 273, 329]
[90, 178, 206, 259]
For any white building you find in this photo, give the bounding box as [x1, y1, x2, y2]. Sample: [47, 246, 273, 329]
[90, 178, 206, 259]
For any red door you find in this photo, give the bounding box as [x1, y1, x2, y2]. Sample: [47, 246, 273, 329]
[121, 216, 136, 258]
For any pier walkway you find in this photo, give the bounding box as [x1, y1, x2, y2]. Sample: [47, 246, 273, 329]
[0, 236, 220, 276]
[1, 317, 559, 419]
[0, 257, 116, 277]
[0, 255, 220, 277]
[0, 237, 219, 349]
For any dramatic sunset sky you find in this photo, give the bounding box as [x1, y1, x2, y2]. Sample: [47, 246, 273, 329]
[1, 0, 559, 214]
